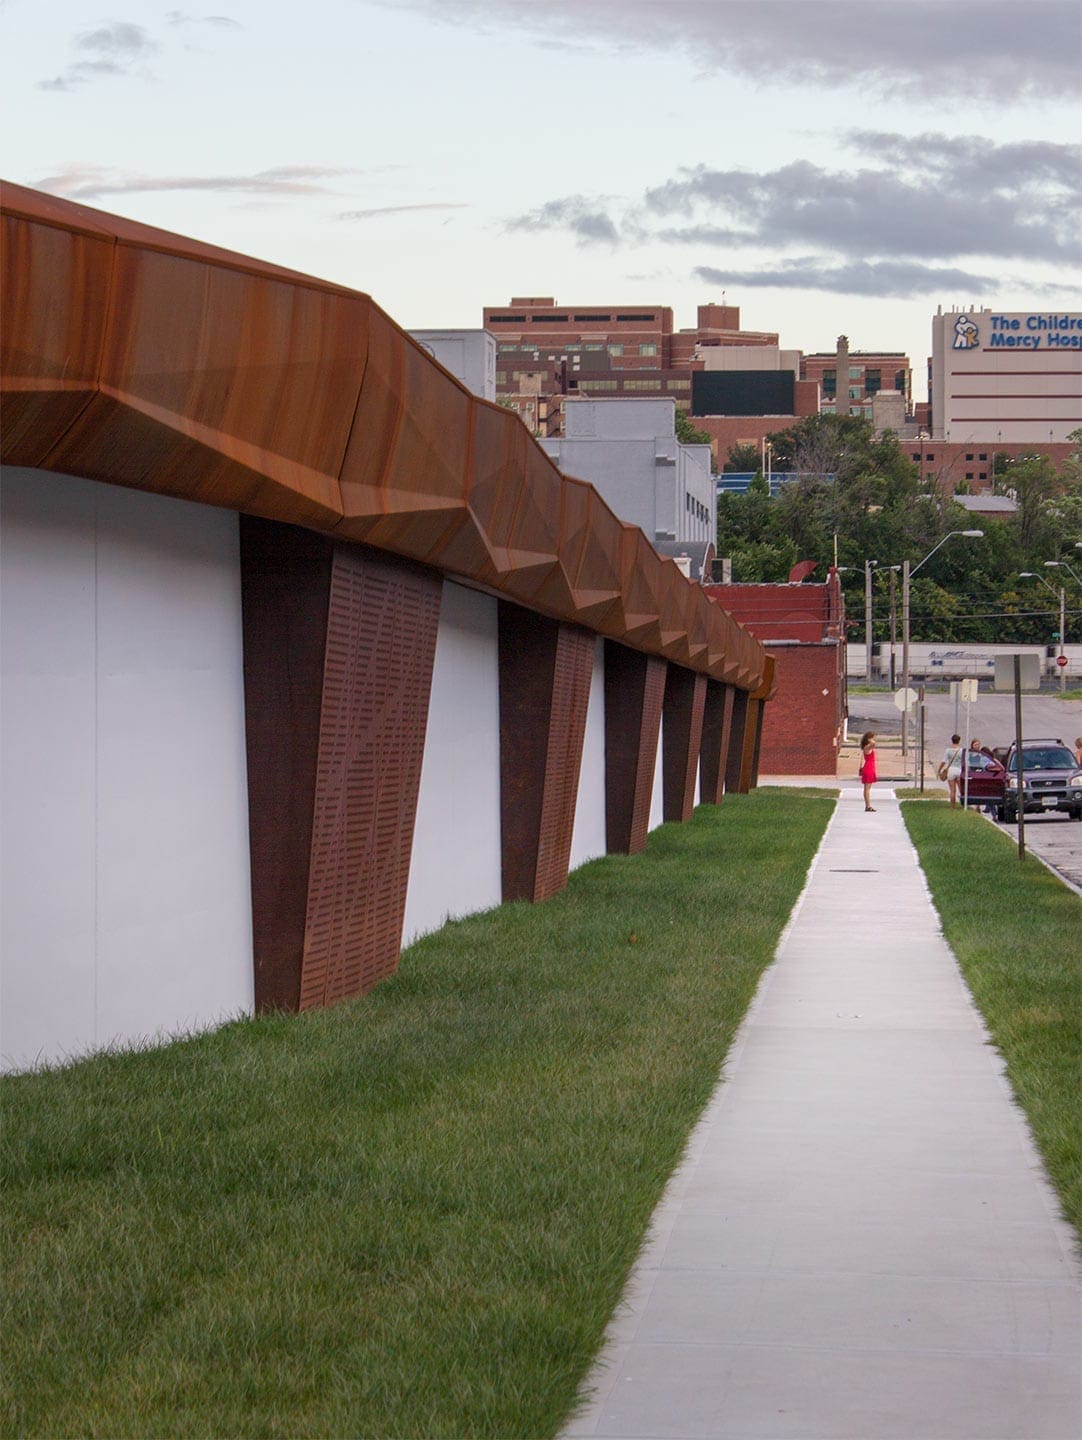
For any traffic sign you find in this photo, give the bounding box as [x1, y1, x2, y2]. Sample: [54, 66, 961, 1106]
[893, 687, 918, 712]
[1057, 654, 1069, 668]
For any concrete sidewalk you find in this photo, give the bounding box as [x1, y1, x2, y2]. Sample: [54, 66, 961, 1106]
[565, 788, 1081, 1440]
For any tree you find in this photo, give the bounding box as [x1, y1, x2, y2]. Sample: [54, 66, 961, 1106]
[674, 410, 713, 453]
[723, 442, 761, 473]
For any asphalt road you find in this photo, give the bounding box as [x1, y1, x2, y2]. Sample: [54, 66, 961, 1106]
[848, 685, 1082, 893]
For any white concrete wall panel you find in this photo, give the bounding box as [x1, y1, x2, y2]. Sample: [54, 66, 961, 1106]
[570, 639, 606, 870]
[1, 467, 254, 1071]
[403, 583, 502, 945]
[649, 713, 665, 831]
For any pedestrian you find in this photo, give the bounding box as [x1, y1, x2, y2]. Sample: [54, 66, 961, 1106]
[859, 731, 877, 812]
[1075, 736, 1082, 767]
[940, 733, 964, 808]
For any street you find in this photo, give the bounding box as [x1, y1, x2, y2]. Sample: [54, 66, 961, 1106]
[848, 685, 1082, 891]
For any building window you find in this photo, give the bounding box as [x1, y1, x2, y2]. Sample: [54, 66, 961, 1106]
[531, 314, 568, 323]
[623, 379, 661, 391]
[638, 343, 658, 356]
[978, 452, 987, 460]
[607, 344, 624, 356]
[911, 453, 921, 462]
[573, 314, 612, 322]
[894, 370, 907, 393]
[617, 313, 656, 322]
[849, 367, 862, 380]
[490, 315, 526, 323]
[582, 379, 617, 391]
[583, 342, 605, 351]
[865, 369, 881, 394]
[966, 472, 974, 480]
[496, 372, 506, 384]
[966, 452, 974, 460]
[666, 379, 690, 390]
[849, 387, 861, 400]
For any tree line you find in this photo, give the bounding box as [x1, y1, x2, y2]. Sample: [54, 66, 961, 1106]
[708, 414, 1082, 647]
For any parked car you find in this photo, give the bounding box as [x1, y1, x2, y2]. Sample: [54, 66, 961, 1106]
[1000, 739, 1082, 823]
[958, 749, 1007, 809]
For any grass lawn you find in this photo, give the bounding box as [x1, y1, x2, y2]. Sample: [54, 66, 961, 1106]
[901, 799, 1082, 1235]
[2, 789, 832, 1440]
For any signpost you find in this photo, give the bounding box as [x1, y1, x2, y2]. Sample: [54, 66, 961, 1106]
[894, 686, 918, 781]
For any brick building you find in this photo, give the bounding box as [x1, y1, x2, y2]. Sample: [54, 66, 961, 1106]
[704, 573, 847, 775]
[801, 336, 912, 420]
[484, 298, 777, 436]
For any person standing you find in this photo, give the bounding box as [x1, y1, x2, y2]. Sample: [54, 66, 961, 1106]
[941, 733, 964, 808]
[1075, 737, 1082, 767]
[859, 731, 878, 812]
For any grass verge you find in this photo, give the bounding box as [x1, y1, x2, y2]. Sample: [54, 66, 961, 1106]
[1, 789, 831, 1440]
[901, 802, 1082, 1235]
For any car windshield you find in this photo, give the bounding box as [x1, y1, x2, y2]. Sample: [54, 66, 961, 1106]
[1007, 747, 1076, 772]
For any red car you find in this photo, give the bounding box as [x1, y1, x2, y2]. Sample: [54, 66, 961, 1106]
[956, 748, 1007, 809]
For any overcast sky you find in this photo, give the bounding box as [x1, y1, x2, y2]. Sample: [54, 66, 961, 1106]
[2, 0, 1080, 400]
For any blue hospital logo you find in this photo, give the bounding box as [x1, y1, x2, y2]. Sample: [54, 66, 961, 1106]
[953, 315, 980, 349]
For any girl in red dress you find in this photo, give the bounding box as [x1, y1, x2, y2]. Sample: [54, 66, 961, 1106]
[859, 731, 877, 812]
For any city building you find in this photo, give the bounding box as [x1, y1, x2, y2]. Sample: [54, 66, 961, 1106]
[540, 397, 716, 552]
[409, 329, 496, 401]
[2, 183, 772, 1071]
[930, 306, 1082, 445]
[688, 344, 820, 467]
[801, 336, 913, 420]
[484, 298, 777, 437]
[704, 572, 847, 775]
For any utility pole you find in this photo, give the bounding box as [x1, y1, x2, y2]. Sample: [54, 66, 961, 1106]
[864, 559, 876, 683]
[901, 559, 910, 764]
[888, 567, 898, 689]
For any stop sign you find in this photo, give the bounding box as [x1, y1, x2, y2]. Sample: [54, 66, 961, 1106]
[1057, 654, 1069, 667]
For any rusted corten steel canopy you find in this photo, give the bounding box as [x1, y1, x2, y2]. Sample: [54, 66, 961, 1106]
[0, 181, 765, 691]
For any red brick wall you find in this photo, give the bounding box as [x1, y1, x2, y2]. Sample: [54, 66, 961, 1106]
[756, 645, 841, 774]
[705, 580, 847, 774]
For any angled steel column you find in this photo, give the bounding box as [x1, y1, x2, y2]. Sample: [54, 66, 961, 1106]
[663, 667, 707, 822]
[604, 641, 667, 854]
[725, 688, 751, 794]
[240, 518, 442, 1012]
[699, 680, 736, 805]
[498, 604, 595, 903]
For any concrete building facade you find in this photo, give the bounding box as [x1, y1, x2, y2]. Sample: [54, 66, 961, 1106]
[540, 398, 716, 549]
[2, 183, 773, 1072]
[930, 306, 1082, 445]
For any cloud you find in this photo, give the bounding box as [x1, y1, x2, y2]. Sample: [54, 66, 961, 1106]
[502, 132, 1081, 295]
[639, 143, 1079, 266]
[337, 202, 470, 221]
[695, 258, 997, 298]
[38, 20, 158, 89]
[34, 164, 363, 200]
[506, 196, 620, 245]
[376, 0, 1081, 104]
[166, 11, 241, 25]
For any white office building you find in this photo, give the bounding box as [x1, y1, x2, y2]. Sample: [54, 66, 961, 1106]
[931, 307, 1082, 444]
[540, 397, 716, 553]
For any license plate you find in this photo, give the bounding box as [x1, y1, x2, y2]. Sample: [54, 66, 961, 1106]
[1041, 795, 1058, 807]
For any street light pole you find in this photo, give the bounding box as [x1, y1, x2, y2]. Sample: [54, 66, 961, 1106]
[1045, 560, 1082, 689]
[901, 530, 984, 772]
[864, 559, 876, 683]
[901, 558, 910, 764]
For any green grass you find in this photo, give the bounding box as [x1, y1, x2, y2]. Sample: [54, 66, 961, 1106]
[901, 802, 1082, 1234]
[1, 789, 832, 1440]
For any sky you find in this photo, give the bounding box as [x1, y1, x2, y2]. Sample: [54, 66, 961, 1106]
[2, 0, 1080, 402]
